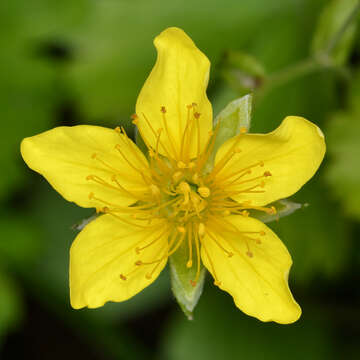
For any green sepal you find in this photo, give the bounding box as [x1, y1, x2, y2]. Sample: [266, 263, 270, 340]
[249, 199, 304, 223]
[311, 0, 359, 66]
[169, 241, 206, 320]
[72, 213, 100, 231]
[204, 94, 252, 173]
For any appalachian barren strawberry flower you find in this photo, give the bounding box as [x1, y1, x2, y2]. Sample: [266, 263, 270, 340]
[21, 27, 325, 324]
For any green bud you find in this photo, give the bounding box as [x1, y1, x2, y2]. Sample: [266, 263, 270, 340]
[311, 0, 359, 66]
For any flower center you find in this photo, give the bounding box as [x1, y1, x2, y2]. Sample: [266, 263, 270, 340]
[85, 103, 276, 286]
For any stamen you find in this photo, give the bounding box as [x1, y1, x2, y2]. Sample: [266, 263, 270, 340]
[198, 186, 210, 198]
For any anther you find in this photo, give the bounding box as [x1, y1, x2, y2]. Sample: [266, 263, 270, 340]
[260, 230, 266, 236]
[131, 114, 139, 124]
[198, 223, 206, 238]
[86, 175, 93, 180]
[198, 186, 210, 198]
[187, 104, 193, 109]
[264, 171, 272, 177]
[91, 153, 97, 159]
[135, 261, 142, 266]
[172, 171, 183, 183]
[188, 162, 196, 168]
[214, 280, 222, 286]
[114, 127, 121, 133]
[239, 127, 247, 134]
[145, 273, 152, 279]
[88, 192, 94, 200]
[177, 226, 186, 233]
[256, 239, 262, 244]
[192, 102, 197, 107]
[269, 206, 276, 214]
[223, 210, 231, 216]
[119, 274, 127, 281]
[160, 106, 166, 113]
[186, 260, 193, 268]
[192, 173, 199, 184]
[135, 247, 140, 254]
[102, 206, 109, 213]
[241, 210, 249, 217]
[190, 280, 196, 287]
[246, 251, 253, 258]
[194, 112, 201, 119]
[259, 161, 264, 167]
[234, 148, 242, 153]
[260, 180, 266, 188]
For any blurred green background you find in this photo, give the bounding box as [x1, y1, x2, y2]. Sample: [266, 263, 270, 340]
[1, 0, 360, 359]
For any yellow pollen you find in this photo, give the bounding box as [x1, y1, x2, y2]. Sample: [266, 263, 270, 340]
[198, 186, 210, 198]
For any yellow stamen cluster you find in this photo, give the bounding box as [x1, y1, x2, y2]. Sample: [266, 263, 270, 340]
[85, 104, 276, 286]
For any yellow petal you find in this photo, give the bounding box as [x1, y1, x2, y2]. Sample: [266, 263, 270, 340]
[214, 116, 326, 206]
[70, 214, 169, 309]
[201, 215, 301, 324]
[21, 125, 150, 209]
[136, 27, 212, 160]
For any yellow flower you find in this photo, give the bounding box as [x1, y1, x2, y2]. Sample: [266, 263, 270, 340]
[20, 27, 325, 324]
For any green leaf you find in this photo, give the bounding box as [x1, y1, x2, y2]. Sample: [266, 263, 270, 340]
[269, 179, 350, 284]
[169, 242, 206, 320]
[163, 286, 334, 360]
[311, 0, 359, 65]
[249, 199, 304, 223]
[0, 271, 23, 345]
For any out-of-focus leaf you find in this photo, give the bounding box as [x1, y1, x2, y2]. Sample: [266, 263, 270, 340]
[311, 0, 358, 66]
[250, 199, 303, 223]
[65, 0, 308, 123]
[269, 179, 350, 284]
[326, 112, 360, 219]
[0, 214, 44, 268]
[163, 286, 334, 360]
[0, 271, 23, 345]
[169, 242, 206, 320]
